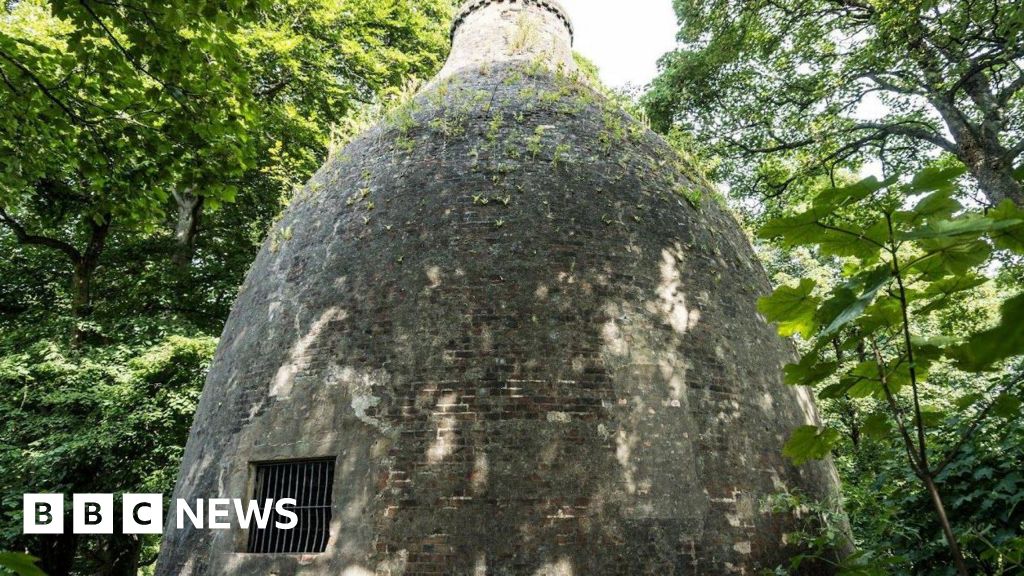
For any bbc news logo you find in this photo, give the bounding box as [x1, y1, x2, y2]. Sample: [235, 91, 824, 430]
[23, 494, 297, 535]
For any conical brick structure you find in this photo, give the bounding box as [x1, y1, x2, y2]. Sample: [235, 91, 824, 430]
[156, 1, 845, 574]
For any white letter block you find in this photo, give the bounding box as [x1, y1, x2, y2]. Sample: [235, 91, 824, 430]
[123, 494, 163, 534]
[23, 494, 63, 534]
[73, 494, 114, 534]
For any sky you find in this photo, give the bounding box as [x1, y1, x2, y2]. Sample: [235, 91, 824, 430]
[553, 1, 890, 179]
[557, 0, 680, 89]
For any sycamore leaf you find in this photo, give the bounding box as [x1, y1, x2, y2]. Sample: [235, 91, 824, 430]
[921, 274, 988, 299]
[896, 188, 962, 226]
[913, 274, 988, 316]
[813, 175, 895, 210]
[910, 335, 956, 365]
[845, 360, 909, 398]
[861, 413, 893, 440]
[822, 219, 888, 260]
[785, 354, 838, 387]
[758, 278, 820, 339]
[907, 165, 967, 193]
[818, 266, 892, 337]
[857, 297, 903, 334]
[844, 372, 881, 399]
[784, 425, 842, 465]
[759, 213, 884, 260]
[900, 215, 1020, 241]
[820, 381, 853, 399]
[989, 200, 1024, 254]
[954, 292, 1024, 371]
[919, 404, 945, 427]
[0, 553, 47, 576]
[955, 393, 984, 409]
[992, 394, 1023, 419]
[759, 210, 823, 245]
[911, 238, 992, 279]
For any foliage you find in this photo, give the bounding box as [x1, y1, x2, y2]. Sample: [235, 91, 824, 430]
[0, 332, 215, 574]
[758, 166, 1024, 573]
[836, 413, 1024, 575]
[0, 0, 456, 573]
[0, 552, 45, 576]
[0, 0, 256, 226]
[645, 0, 1024, 210]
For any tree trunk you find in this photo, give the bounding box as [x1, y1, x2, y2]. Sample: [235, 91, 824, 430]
[35, 528, 78, 576]
[962, 150, 1024, 207]
[171, 189, 204, 272]
[105, 534, 142, 576]
[71, 259, 95, 319]
[922, 473, 969, 575]
[929, 96, 1024, 207]
[70, 215, 111, 344]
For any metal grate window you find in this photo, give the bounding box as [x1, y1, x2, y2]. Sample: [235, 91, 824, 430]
[247, 459, 335, 554]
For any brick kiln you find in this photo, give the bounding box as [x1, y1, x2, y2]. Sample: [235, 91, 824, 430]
[157, 1, 845, 573]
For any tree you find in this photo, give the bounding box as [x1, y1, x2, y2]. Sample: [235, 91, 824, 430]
[0, 335, 217, 575]
[0, 0, 257, 333]
[758, 166, 1024, 573]
[644, 0, 1024, 208]
[0, 1, 459, 572]
[169, 0, 456, 271]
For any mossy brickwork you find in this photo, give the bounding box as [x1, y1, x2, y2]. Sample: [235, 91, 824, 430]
[156, 2, 845, 575]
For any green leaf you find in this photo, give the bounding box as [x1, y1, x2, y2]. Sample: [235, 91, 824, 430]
[844, 364, 882, 398]
[820, 381, 853, 399]
[818, 266, 892, 337]
[921, 274, 987, 299]
[955, 292, 1024, 371]
[900, 215, 1020, 241]
[759, 210, 822, 244]
[911, 238, 992, 279]
[913, 274, 988, 316]
[813, 175, 895, 209]
[992, 394, 1022, 419]
[820, 219, 888, 260]
[861, 413, 892, 440]
[989, 200, 1024, 254]
[897, 188, 962, 225]
[907, 165, 967, 193]
[919, 404, 945, 427]
[955, 393, 984, 409]
[857, 297, 903, 334]
[0, 552, 47, 576]
[785, 354, 837, 387]
[783, 425, 842, 465]
[759, 213, 884, 260]
[758, 278, 820, 339]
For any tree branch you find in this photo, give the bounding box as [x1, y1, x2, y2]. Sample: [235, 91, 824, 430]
[0, 207, 83, 263]
[75, 0, 191, 106]
[851, 122, 958, 154]
[0, 47, 85, 124]
[932, 377, 1022, 476]
[872, 339, 925, 475]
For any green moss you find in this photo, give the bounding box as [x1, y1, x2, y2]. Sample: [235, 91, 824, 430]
[486, 110, 504, 142]
[552, 143, 570, 166]
[676, 185, 703, 209]
[527, 125, 546, 157]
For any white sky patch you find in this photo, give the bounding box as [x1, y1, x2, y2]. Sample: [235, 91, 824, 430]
[556, 1, 909, 183]
[559, 0, 680, 89]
